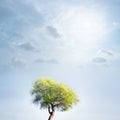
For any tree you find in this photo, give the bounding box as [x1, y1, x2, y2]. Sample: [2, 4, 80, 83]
[31, 78, 79, 120]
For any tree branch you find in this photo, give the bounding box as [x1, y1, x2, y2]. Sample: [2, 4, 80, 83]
[51, 104, 55, 112]
[48, 104, 51, 114]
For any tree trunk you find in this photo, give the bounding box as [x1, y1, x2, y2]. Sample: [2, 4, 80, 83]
[48, 111, 55, 120]
[48, 104, 55, 120]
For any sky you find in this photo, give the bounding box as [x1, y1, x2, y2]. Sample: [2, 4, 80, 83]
[0, 0, 120, 120]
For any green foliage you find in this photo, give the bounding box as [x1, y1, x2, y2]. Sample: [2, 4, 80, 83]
[31, 78, 79, 111]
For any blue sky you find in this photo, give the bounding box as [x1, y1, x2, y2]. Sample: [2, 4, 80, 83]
[0, 0, 120, 120]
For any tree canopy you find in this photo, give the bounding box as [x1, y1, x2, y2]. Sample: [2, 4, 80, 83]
[31, 78, 79, 120]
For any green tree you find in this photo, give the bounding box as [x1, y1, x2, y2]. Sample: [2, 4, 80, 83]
[31, 78, 79, 120]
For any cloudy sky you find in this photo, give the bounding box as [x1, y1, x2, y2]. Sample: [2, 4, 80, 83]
[0, 0, 120, 120]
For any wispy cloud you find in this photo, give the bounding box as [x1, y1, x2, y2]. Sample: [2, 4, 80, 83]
[46, 26, 61, 38]
[92, 57, 107, 64]
[92, 49, 115, 65]
[98, 49, 113, 56]
[10, 57, 26, 68]
[13, 42, 35, 51]
[1, 0, 120, 68]
[35, 59, 59, 64]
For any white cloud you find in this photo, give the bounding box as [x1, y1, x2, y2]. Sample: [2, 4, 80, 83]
[1, 0, 120, 68]
[10, 57, 26, 68]
[13, 42, 35, 51]
[98, 50, 113, 56]
[35, 59, 59, 64]
[91, 49, 118, 66]
[46, 26, 61, 38]
[52, 6, 109, 46]
[92, 57, 107, 64]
